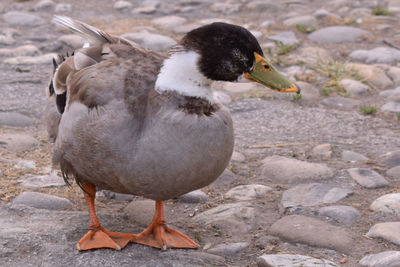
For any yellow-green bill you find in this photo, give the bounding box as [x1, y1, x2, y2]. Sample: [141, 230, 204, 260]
[244, 52, 300, 94]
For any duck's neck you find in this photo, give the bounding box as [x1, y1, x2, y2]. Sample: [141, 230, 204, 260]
[155, 51, 214, 103]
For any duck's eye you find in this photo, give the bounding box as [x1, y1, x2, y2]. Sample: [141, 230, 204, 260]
[263, 63, 271, 71]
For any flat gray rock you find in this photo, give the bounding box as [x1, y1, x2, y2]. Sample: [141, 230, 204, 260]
[0, 133, 38, 153]
[0, 112, 34, 127]
[283, 15, 317, 27]
[268, 31, 298, 46]
[0, 45, 40, 57]
[34, 0, 55, 10]
[282, 183, 353, 209]
[370, 193, 400, 215]
[261, 156, 334, 184]
[308, 26, 369, 43]
[347, 168, 389, 188]
[349, 47, 400, 64]
[381, 102, 400, 113]
[113, 0, 132, 11]
[387, 166, 400, 179]
[318, 205, 361, 226]
[312, 144, 332, 160]
[207, 242, 248, 257]
[339, 79, 369, 95]
[359, 251, 400, 267]
[12, 192, 73, 210]
[121, 31, 176, 51]
[4, 53, 57, 65]
[231, 151, 245, 162]
[380, 87, 400, 98]
[97, 190, 134, 201]
[381, 150, 400, 168]
[320, 97, 361, 110]
[346, 63, 393, 90]
[225, 184, 272, 201]
[177, 190, 209, 203]
[269, 215, 353, 251]
[366, 222, 400, 245]
[193, 202, 256, 234]
[152, 16, 187, 29]
[211, 168, 238, 186]
[58, 34, 85, 49]
[2, 11, 45, 26]
[257, 254, 339, 267]
[342, 150, 368, 162]
[124, 200, 171, 227]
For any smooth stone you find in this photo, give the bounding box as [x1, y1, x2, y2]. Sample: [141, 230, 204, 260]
[113, 1, 133, 11]
[308, 26, 369, 43]
[387, 67, 400, 86]
[370, 193, 400, 215]
[172, 23, 202, 34]
[366, 222, 400, 245]
[97, 190, 133, 201]
[339, 79, 369, 95]
[225, 184, 272, 201]
[58, 34, 85, 49]
[313, 9, 334, 18]
[286, 46, 331, 66]
[318, 205, 360, 226]
[0, 34, 15, 45]
[260, 20, 275, 27]
[2, 11, 45, 26]
[347, 168, 389, 188]
[152, 16, 187, 29]
[244, 1, 280, 13]
[12, 192, 73, 210]
[283, 15, 317, 27]
[231, 151, 245, 162]
[0, 45, 40, 57]
[382, 102, 400, 113]
[212, 168, 238, 186]
[54, 3, 72, 13]
[0, 112, 34, 127]
[213, 91, 232, 105]
[177, 190, 209, 203]
[359, 251, 400, 267]
[34, 0, 54, 10]
[342, 150, 368, 162]
[320, 97, 361, 110]
[20, 172, 65, 188]
[124, 200, 171, 227]
[349, 47, 400, 64]
[387, 90, 400, 102]
[293, 81, 320, 102]
[346, 63, 393, 90]
[14, 160, 36, 169]
[282, 183, 353, 209]
[258, 254, 339, 267]
[0, 134, 38, 153]
[312, 144, 332, 160]
[221, 82, 258, 96]
[380, 87, 400, 98]
[269, 215, 353, 251]
[387, 166, 400, 179]
[261, 156, 334, 184]
[193, 202, 256, 234]
[381, 150, 400, 168]
[207, 242, 248, 257]
[121, 31, 176, 51]
[4, 53, 57, 65]
[209, 2, 240, 14]
[131, 6, 157, 14]
[268, 31, 298, 46]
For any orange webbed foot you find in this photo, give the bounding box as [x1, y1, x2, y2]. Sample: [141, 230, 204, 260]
[77, 227, 135, 251]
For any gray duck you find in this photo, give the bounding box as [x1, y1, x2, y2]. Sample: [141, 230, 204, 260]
[46, 16, 300, 251]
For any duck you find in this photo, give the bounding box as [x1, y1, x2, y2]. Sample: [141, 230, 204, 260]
[46, 15, 300, 251]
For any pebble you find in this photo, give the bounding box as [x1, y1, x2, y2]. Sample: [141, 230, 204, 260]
[209, 2, 240, 14]
[261, 156, 334, 184]
[269, 215, 353, 251]
[380, 87, 400, 98]
[387, 166, 400, 179]
[260, 20, 275, 27]
[349, 47, 400, 64]
[381, 150, 400, 168]
[211, 168, 238, 186]
[121, 31, 176, 51]
[292, 81, 320, 103]
[366, 222, 400, 245]
[2, 11, 45, 26]
[308, 26, 369, 43]
[359, 251, 400, 267]
[244, 1, 280, 13]
[381, 102, 400, 113]
[0, 112, 34, 127]
[387, 67, 400, 86]
[152, 16, 187, 30]
[318, 205, 361, 226]
[339, 79, 369, 96]
[14, 160, 36, 170]
[370, 193, 400, 215]
[313, 9, 334, 19]
[283, 15, 317, 27]
[225, 184, 272, 201]
[131, 6, 157, 14]
[113, 1, 133, 11]
[193, 202, 256, 234]
[20, 172, 65, 188]
[286, 46, 331, 66]
[347, 168, 389, 188]
[12, 192, 73, 210]
[58, 34, 85, 49]
[282, 183, 353, 210]
[231, 151, 245, 162]
[124, 200, 172, 227]
[321, 97, 361, 110]
[54, 3, 72, 13]
[207, 242, 248, 257]
[257, 253, 339, 267]
[4, 53, 58, 65]
[312, 144, 332, 160]
[0, 134, 38, 153]
[97, 190, 134, 201]
[34, 0, 55, 10]
[177, 190, 209, 203]
[346, 63, 393, 90]
[268, 31, 299, 46]
[342, 150, 368, 163]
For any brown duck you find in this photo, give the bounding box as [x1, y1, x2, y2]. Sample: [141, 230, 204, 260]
[46, 16, 300, 251]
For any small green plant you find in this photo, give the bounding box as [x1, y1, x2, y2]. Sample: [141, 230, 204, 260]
[292, 94, 302, 101]
[277, 42, 296, 55]
[397, 114, 400, 120]
[296, 24, 316, 33]
[194, 234, 201, 242]
[360, 106, 377, 115]
[372, 7, 391, 16]
[321, 88, 331, 96]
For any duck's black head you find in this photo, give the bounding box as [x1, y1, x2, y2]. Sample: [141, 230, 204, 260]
[180, 22, 300, 93]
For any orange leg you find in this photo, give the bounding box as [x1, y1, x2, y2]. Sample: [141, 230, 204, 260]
[132, 201, 199, 250]
[76, 183, 134, 251]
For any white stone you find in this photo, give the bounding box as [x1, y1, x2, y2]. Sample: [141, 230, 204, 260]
[342, 150, 368, 162]
[308, 26, 369, 43]
[4, 53, 58, 65]
[258, 254, 339, 267]
[366, 222, 400, 245]
[339, 79, 369, 95]
[0, 45, 40, 57]
[268, 31, 298, 46]
[350, 47, 400, 64]
[113, 1, 133, 11]
[370, 193, 400, 215]
[121, 31, 176, 51]
[359, 251, 400, 267]
[225, 184, 272, 201]
[152, 16, 187, 29]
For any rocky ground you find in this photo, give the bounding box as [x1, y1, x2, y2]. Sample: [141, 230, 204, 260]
[1, 0, 400, 266]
